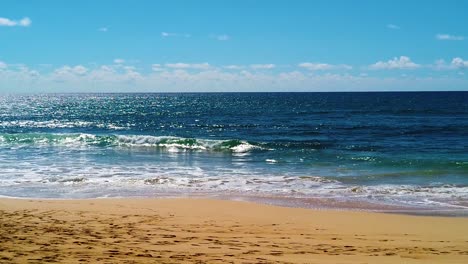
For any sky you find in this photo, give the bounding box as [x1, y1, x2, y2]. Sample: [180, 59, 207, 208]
[0, 0, 467, 92]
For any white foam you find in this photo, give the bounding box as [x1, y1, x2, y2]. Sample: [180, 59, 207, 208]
[0, 147, 466, 209]
[230, 142, 258, 152]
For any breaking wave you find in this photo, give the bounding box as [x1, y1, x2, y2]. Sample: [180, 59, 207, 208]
[0, 133, 265, 153]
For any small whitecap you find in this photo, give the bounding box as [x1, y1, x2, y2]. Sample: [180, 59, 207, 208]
[230, 142, 257, 152]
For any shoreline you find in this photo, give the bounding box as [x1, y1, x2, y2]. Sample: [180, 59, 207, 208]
[1, 197, 468, 263]
[1, 193, 467, 217]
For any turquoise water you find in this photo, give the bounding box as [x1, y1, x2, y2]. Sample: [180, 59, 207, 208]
[0, 92, 467, 212]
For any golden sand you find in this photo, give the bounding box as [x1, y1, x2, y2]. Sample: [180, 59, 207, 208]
[0, 198, 467, 263]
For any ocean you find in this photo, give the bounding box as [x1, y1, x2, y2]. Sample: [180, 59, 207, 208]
[0, 92, 467, 213]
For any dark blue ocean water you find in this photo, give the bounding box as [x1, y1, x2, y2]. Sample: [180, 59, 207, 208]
[0, 92, 467, 211]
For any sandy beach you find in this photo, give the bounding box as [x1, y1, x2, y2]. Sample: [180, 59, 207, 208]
[0, 198, 467, 263]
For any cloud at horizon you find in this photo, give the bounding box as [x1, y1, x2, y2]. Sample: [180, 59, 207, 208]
[1, 57, 467, 93]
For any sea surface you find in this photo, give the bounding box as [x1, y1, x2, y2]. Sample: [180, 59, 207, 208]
[0, 92, 467, 213]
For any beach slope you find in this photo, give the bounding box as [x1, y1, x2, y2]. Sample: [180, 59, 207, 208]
[0, 198, 467, 263]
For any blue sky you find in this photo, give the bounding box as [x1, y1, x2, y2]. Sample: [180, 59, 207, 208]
[0, 0, 467, 92]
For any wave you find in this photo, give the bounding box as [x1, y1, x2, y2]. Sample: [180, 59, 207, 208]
[0, 133, 264, 153]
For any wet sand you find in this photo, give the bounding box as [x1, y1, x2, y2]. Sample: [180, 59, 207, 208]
[0, 198, 467, 263]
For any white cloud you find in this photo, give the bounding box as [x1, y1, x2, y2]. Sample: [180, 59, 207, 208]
[387, 24, 400, 30]
[165, 63, 211, 70]
[161, 32, 191, 38]
[451, 57, 468, 68]
[369, 56, 420, 70]
[433, 57, 468, 70]
[0, 17, 31, 27]
[49, 65, 89, 82]
[0, 61, 7, 69]
[98, 27, 108, 32]
[0, 18, 16, 26]
[152, 64, 164, 71]
[299, 62, 352, 71]
[250, 64, 275, 69]
[99, 65, 114, 72]
[210, 34, 230, 41]
[71, 65, 88, 75]
[113, 59, 125, 64]
[53, 65, 88, 77]
[299, 63, 331, 70]
[19, 17, 31, 27]
[436, 34, 464, 41]
[433, 59, 447, 70]
[223, 65, 244, 70]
